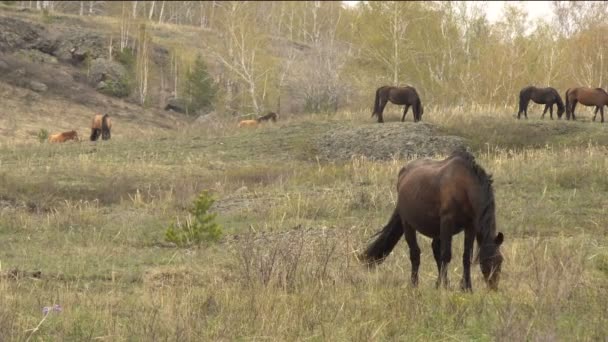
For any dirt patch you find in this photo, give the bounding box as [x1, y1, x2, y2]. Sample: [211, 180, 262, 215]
[316, 122, 467, 161]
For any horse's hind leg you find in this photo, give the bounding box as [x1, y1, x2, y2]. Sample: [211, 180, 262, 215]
[542, 104, 549, 119]
[401, 105, 411, 122]
[377, 99, 388, 123]
[600, 106, 605, 123]
[571, 101, 577, 120]
[438, 215, 454, 289]
[403, 222, 421, 287]
[593, 106, 600, 122]
[431, 238, 441, 288]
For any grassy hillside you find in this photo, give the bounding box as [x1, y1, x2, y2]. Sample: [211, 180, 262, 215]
[2, 5, 608, 341]
[1, 105, 608, 340]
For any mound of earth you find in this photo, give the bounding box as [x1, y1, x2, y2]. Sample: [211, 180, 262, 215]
[316, 122, 467, 161]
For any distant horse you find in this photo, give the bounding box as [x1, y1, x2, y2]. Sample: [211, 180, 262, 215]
[238, 119, 259, 128]
[49, 130, 79, 143]
[565, 87, 608, 123]
[90, 114, 112, 141]
[517, 86, 565, 120]
[372, 86, 424, 123]
[257, 112, 278, 123]
[360, 149, 505, 291]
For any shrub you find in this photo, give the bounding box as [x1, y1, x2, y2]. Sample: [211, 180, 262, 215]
[37, 128, 48, 143]
[165, 191, 222, 247]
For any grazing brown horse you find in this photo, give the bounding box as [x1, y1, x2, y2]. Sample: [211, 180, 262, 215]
[372, 86, 424, 123]
[90, 114, 112, 141]
[565, 87, 608, 123]
[360, 149, 505, 292]
[49, 130, 79, 143]
[257, 112, 278, 123]
[517, 86, 565, 120]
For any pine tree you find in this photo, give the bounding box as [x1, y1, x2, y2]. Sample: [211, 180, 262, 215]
[184, 55, 217, 115]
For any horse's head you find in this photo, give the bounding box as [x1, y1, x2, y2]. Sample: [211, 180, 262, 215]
[479, 232, 504, 290]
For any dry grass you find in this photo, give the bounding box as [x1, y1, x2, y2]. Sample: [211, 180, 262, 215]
[1, 106, 608, 340]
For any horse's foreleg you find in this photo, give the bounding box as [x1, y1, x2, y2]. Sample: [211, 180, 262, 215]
[461, 228, 475, 292]
[401, 105, 410, 122]
[549, 104, 554, 120]
[601, 106, 605, 123]
[403, 223, 421, 287]
[438, 216, 454, 289]
[542, 104, 549, 119]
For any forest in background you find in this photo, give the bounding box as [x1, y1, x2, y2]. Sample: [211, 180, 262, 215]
[6, 1, 608, 117]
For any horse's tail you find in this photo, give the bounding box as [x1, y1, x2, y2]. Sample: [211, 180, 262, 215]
[518, 88, 527, 114]
[372, 87, 382, 117]
[565, 88, 571, 119]
[415, 96, 423, 121]
[101, 114, 111, 139]
[359, 210, 404, 266]
[555, 90, 565, 118]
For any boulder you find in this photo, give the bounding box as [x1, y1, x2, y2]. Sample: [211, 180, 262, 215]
[165, 98, 188, 114]
[88, 58, 127, 85]
[0, 17, 44, 52]
[15, 49, 58, 64]
[28, 80, 47, 93]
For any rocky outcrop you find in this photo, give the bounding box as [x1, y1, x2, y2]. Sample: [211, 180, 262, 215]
[316, 122, 468, 161]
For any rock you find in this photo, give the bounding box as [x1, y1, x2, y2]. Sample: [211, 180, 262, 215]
[88, 58, 127, 85]
[15, 49, 58, 64]
[0, 59, 8, 70]
[316, 122, 468, 161]
[164, 98, 188, 114]
[28, 80, 47, 93]
[0, 17, 44, 52]
[96, 81, 107, 90]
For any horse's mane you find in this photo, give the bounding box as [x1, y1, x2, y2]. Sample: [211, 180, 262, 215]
[596, 87, 608, 96]
[449, 149, 496, 241]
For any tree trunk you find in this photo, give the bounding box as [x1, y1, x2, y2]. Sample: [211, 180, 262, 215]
[158, 1, 164, 24]
[79, 1, 84, 15]
[148, 1, 155, 20]
[132, 1, 138, 19]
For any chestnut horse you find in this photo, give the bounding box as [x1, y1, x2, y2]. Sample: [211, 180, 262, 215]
[565, 87, 608, 123]
[360, 149, 505, 292]
[517, 86, 565, 120]
[90, 114, 112, 141]
[238, 120, 259, 128]
[372, 86, 424, 123]
[49, 130, 79, 143]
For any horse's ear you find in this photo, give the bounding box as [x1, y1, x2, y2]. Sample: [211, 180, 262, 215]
[495, 232, 504, 246]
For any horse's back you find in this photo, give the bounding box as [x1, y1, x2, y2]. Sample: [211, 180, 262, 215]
[397, 155, 478, 236]
[238, 120, 258, 128]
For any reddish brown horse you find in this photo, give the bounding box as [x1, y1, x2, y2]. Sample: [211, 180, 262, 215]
[565, 87, 608, 123]
[360, 149, 504, 292]
[49, 130, 79, 143]
[372, 86, 424, 123]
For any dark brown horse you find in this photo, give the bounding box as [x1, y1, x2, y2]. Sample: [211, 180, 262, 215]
[517, 86, 565, 120]
[360, 149, 504, 292]
[372, 86, 424, 123]
[257, 112, 278, 123]
[90, 114, 112, 141]
[565, 87, 608, 123]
